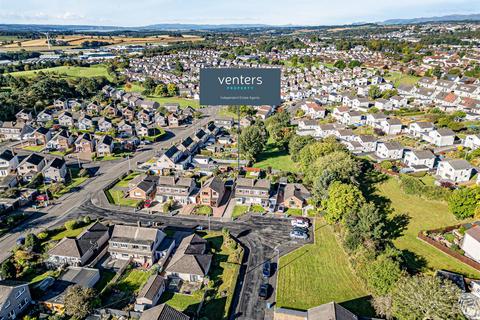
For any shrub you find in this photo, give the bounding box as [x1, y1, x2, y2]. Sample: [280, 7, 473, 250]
[37, 232, 49, 240]
[399, 175, 450, 201]
[64, 220, 78, 230]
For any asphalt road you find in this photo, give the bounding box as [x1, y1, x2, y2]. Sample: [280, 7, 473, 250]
[65, 200, 311, 320]
[0, 113, 214, 263]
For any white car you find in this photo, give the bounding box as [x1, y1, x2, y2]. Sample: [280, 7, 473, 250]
[291, 218, 310, 228]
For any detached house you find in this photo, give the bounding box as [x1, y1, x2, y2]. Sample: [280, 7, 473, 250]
[465, 134, 480, 150]
[96, 135, 114, 157]
[47, 130, 74, 151]
[31, 127, 52, 146]
[58, 112, 74, 127]
[165, 234, 212, 283]
[426, 128, 456, 147]
[375, 142, 404, 160]
[0, 150, 18, 177]
[301, 101, 326, 119]
[282, 183, 311, 209]
[0, 281, 32, 320]
[436, 159, 474, 183]
[156, 146, 187, 171]
[235, 178, 271, 207]
[17, 153, 46, 181]
[403, 150, 436, 171]
[380, 118, 402, 135]
[43, 158, 68, 183]
[408, 122, 435, 137]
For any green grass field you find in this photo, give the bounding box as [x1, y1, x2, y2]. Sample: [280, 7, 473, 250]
[159, 292, 203, 314]
[123, 83, 200, 108]
[9, 65, 113, 80]
[232, 205, 248, 219]
[50, 225, 88, 241]
[115, 269, 150, 293]
[254, 143, 298, 172]
[106, 188, 142, 207]
[376, 178, 480, 278]
[276, 219, 373, 316]
[385, 71, 420, 87]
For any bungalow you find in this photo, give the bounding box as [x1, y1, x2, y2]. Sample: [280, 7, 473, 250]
[43, 158, 68, 183]
[235, 178, 271, 207]
[436, 159, 474, 183]
[380, 118, 402, 135]
[135, 275, 166, 311]
[108, 224, 170, 266]
[165, 234, 212, 283]
[375, 142, 404, 160]
[465, 134, 480, 150]
[403, 150, 436, 171]
[199, 176, 226, 207]
[47, 222, 109, 267]
[139, 304, 189, 320]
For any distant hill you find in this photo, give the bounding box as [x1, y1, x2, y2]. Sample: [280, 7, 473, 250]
[141, 23, 272, 30]
[382, 13, 480, 25]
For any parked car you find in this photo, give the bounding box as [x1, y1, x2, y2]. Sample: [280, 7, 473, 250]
[290, 230, 309, 240]
[262, 262, 271, 278]
[16, 237, 25, 246]
[144, 199, 153, 208]
[278, 204, 285, 213]
[268, 203, 275, 213]
[291, 217, 310, 228]
[259, 283, 270, 300]
[292, 226, 309, 234]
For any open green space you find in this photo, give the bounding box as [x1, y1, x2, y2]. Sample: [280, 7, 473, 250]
[254, 143, 298, 172]
[376, 177, 480, 278]
[105, 188, 142, 207]
[385, 71, 420, 87]
[115, 269, 150, 293]
[115, 172, 141, 187]
[159, 292, 203, 315]
[9, 65, 113, 80]
[232, 205, 248, 219]
[277, 219, 373, 316]
[123, 83, 200, 108]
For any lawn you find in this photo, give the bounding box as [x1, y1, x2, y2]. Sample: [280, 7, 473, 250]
[53, 176, 89, 197]
[285, 208, 303, 216]
[159, 292, 203, 315]
[123, 83, 200, 109]
[105, 188, 142, 207]
[9, 64, 113, 80]
[276, 219, 373, 316]
[376, 177, 480, 278]
[115, 172, 141, 187]
[385, 71, 420, 87]
[250, 204, 265, 213]
[195, 205, 213, 215]
[115, 269, 150, 293]
[22, 145, 44, 152]
[50, 225, 89, 241]
[232, 205, 248, 219]
[254, 143, 298, 172]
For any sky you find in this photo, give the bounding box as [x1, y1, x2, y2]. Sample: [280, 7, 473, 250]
[0, 0, 479, 26]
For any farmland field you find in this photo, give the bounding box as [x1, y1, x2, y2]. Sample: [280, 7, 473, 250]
[0, 34, 203, 51]
[9, 64, 113, 80]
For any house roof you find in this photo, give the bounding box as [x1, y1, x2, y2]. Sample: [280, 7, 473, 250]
[47, 157, 66, 170]
[0, 149, 15, 161]
[307, 302, 358, 320]
[380, 142, 403, 150]
[138, 274, 165, 301]
[284, 183, 310, 202]
[23, 153, 44, 166]
[412, 122, 434, 129]
[410, 150, 435, 160]
[0, 280, 28, 306]
[466, 225, 480, 242]
[236, 178, 270, 190]
[203, 176, 225, 194]
[444, 159, 473, 170]
[436, 128, 455, 136]
[111, 225, 161, 244]
[140, 304, 190, 320]
[165, 234, 212, 276]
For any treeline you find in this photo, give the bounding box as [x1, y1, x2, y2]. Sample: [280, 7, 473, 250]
[0, 50, 41, 61]
[257, 37, 306, 53]
[0, 59, 92, 75]
[143, 41, 216, 57]
[81, 40, 113, 48]
[0, 73, 110, 121]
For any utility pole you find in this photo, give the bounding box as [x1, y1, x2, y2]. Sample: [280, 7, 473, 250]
[237, 105, 241, 172]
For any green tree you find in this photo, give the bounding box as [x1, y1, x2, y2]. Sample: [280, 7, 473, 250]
[64, 285, 97, 320]
[305, 150, 359, 185]
[325, 182, 365, 224]
[64, 220, 78, 230]
[345, 202, 387, 250]
[334, 60, 347, 70]
[0, 260, 16, 279]
[348, 60, 362, 68]
[288, 135, 314, 162]
[154, 83, 168, 96]
[368, 85, 382, 100]
[448, 187, 480, 219]
[363, 252, 403, 296]
[24, 233, 39, 252]
[239, 124, 268, 161]
[265, 112, 292, 148]
[167, 83, 178, 96]
[391, 275, 463, 320]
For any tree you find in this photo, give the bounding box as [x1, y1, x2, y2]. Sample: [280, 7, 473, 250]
[298, 137, 347, 171]
[334, 60, 347, 70]
[265, 111, 293, 149]
[167, 83, 178, 96]
[368, 85, 382, 100]
[391, 275, 463, 320]
[448, 187, 480, 219]
[64, 285, 96, 319]
[325, 182, 365, 224]
[363, 251, 403, 296]
[345, 202, 388, 250]
[305, 150, 359, 185]
[288, 135, 314, 162]
[239, 125, 268, 161]
[24, 233, 39, 252]
[154, 83, 168, 96]
[0, 260, 16, 279]
[64, 220, 78, 230]
[348, 60, 362, 68]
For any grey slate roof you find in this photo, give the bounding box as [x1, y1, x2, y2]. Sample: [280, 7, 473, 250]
[140, 304, 190, 320]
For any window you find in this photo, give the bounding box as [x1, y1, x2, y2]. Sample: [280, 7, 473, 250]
[112, 243, 118, 247]
[120, 243, 128, 248]
[15, 288, 25, 299]
[4, 300, 10, 309]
